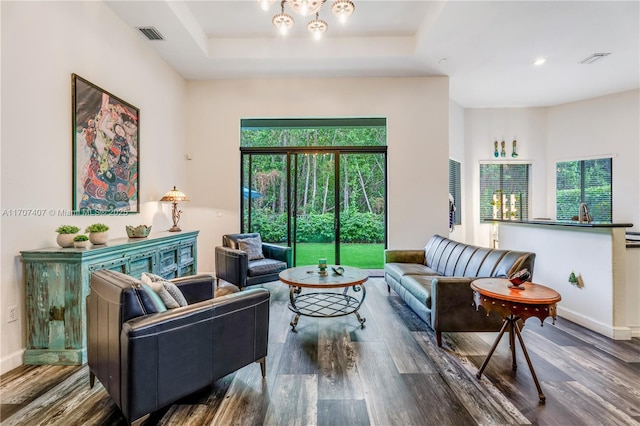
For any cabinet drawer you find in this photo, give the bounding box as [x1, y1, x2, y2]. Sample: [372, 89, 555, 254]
[178, 242, 195, 266]
[158, 245, 179, 278]
[129, 250, 156, 278]
[89, 257, 129, 274]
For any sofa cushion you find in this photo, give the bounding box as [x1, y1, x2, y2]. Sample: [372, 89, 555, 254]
[385, 262, 439, 283]
[400, 275, 433, 309]
[247, 258, 287, 277]
[238, 236, 265, 261]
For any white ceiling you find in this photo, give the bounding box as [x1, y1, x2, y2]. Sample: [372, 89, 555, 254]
[105, 0, 640, 108]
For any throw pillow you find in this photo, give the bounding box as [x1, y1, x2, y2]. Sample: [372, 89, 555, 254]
[140, 283, 168, 313]
[141, 272, 188, 308]
[237, 236, 265, 261]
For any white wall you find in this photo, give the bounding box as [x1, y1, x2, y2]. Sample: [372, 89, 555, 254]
[0, 1, 187, 374]
[448, 100, 466, 242]
[547, 90, 640, 231]
[462, 91, 640, 337]
[464, 107, 548, 246]
[185, 77, 451, 273]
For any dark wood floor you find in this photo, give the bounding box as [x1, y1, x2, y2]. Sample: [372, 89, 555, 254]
[2, 278, 639, 425]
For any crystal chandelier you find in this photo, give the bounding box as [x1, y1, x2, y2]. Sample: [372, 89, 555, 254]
[259, 0, 355, 39]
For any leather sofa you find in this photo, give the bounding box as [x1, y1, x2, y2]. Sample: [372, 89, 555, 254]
[87, 269, 270, 425]
[215, 232, 292, 289]
[385, 234, 535, 347]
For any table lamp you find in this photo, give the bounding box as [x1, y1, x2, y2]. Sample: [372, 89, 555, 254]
[160, 186, 189, 232]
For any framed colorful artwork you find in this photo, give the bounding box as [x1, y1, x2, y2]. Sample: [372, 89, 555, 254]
[72, 74, 139, 213]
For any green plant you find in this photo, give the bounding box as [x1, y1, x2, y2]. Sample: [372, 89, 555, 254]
[73, 234, 89, 242]
[55, 225, 80, 234]
[568, 271, 578, 284]
[85, 223, 109, 233]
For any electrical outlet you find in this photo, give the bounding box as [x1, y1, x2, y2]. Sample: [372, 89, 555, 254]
[8, 306, 17, 323]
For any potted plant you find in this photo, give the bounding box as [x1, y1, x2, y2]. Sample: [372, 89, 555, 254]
[86, 223, 110, 245]
[73, 234, 90, 249]
[55, 225, 80, 248]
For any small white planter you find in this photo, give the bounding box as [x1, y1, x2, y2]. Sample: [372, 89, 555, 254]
[56, 233, 77, 248]
[89, 231, 109, 245]
[74, 240, 90, 249]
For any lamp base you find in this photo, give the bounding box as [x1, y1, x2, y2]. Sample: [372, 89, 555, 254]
[168, 225, 182, 232]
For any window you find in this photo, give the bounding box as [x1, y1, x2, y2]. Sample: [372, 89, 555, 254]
[480, 163, 530, 221]
[449, 159, 461, 226]
[556, 157, 612, 222]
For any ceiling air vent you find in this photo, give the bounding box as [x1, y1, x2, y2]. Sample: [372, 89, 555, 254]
[579, 53, 611, 64]
[137, 27, 164, 41]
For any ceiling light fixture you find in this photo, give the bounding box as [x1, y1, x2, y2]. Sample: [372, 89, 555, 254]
[262, 0, 355, 39]
[534, 58, 546, 66]
[579, 53, 611, 64]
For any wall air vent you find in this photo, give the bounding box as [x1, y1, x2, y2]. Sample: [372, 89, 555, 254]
[579, 53, 611, 64]
[137, 27, 164, 41]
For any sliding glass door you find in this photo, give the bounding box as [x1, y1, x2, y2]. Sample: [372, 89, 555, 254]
[241, 147, 386, 268]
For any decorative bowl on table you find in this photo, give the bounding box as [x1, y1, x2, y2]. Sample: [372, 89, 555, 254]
[126, 225, 152, 238]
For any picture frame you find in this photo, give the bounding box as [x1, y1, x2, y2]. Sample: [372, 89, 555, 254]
[72, 73, 139, 214]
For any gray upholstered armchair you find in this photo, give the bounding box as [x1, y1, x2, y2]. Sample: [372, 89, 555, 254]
[215, 233, 292, 289]
[87, 269, 270, 425]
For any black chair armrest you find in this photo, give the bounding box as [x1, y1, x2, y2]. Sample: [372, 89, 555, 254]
[171, 274, 215, 304]
[262, 243, 293, 267]
[215, 246, 249, 288]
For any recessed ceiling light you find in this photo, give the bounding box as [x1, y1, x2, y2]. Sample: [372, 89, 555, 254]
[534, 58, 546, 66]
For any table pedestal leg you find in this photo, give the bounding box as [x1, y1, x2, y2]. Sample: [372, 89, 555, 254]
[476, 318, 510, 379]
[290, 314, 300, 332]
[509, 322, 517, 371]
[476, 315, 546, 404]
[513, 320, 546, 403]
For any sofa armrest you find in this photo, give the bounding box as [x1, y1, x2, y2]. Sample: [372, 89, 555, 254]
[215, 246, 249, 287]
[262, 243, 293, 267]
[384, 249, 426, 264]
[171, 274, 215, 304]
[431, 276, 503, 334]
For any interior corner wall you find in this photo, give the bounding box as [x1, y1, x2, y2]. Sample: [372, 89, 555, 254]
[448, 100, 466, 242]
[546, 89, 640, 231]
[0, 1, 187, 374]
[463, 107, 548, 247]
[185, 77, 450, 273]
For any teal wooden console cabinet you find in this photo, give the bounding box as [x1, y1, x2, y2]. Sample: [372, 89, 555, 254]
[20, 230, 199, 365]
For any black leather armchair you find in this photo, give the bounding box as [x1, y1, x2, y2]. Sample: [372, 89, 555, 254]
[215, 233, 292, 289]
[87, 269, 270, 425]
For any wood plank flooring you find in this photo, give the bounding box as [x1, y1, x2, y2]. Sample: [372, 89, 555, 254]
[2, 277, 639, 425]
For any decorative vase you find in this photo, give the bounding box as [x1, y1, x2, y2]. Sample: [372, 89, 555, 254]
[74, 240, 90, 249]
[126, 225, 152, 238]
[56, 234, 77, 248]
[89, 231, 109, 245]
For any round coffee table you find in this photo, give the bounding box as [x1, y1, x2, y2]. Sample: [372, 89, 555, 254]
[279, 265, 369, 331]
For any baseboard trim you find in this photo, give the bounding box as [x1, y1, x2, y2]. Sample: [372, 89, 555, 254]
[558, 307, 633, 340]
[1, 349, 24, 375]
